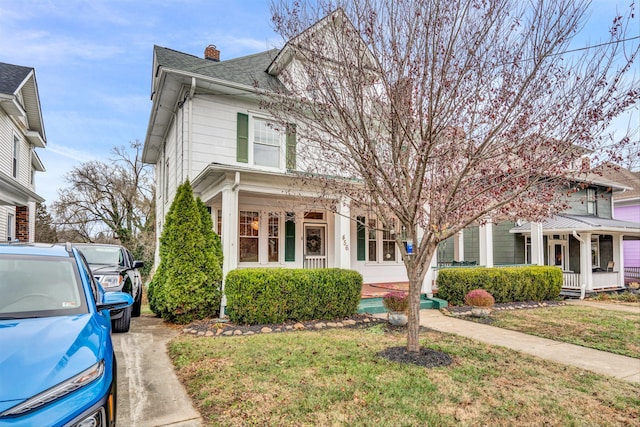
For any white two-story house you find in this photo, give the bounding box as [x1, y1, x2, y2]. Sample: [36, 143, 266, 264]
[0, 62, 47, 242]
[142, 35, 411, 287]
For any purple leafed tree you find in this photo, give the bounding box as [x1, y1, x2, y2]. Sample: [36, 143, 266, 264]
[264, 0, 638, 352]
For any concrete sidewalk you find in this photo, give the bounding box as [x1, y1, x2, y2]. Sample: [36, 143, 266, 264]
[417, 308, 640, 384]
[113, 314, 203, 427]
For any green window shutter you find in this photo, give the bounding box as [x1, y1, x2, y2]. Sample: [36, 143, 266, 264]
[357, 216, 366, 261]
[237, 112, 249, 163]
[286, 123, 296, 171]
[285, 213, 296, 261]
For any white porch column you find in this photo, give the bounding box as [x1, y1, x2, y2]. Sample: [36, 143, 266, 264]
[220, 181, 239, 316]
[479, 220, 494, 267]
[576, 232, 593, 292]
[530, 222, 544, 266]
[422, 250, 438, 297]
[453, 230, 464, 262]
[333, 197, 351, 269]
[613, 233, 624, 286]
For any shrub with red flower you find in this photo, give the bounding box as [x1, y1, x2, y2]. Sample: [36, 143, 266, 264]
[464, 289, 495, 308]
[382, 291, 409, 313]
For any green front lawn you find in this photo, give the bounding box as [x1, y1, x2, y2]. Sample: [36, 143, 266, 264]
[488, 305, 640, 358]
[169, 327, 639, 426]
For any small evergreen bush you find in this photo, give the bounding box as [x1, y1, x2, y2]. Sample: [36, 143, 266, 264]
[437, 266, 562, 305]
[225, 268, 362, 324]
[147, 180, 223, 323]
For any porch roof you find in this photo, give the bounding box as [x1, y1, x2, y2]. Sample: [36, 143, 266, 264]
[509, 214, 640, 236]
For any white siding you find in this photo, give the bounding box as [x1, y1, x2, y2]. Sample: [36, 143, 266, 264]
[189, 95, 257, 176]
[0, 206, 16, 242]
[0, 111, 13, 177]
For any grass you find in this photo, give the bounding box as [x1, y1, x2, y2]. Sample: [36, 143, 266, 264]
[488, 304, 640, 358]
[168, 326, 640, 426]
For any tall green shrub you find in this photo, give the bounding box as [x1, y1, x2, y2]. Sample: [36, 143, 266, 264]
[147, 180, 222, 323]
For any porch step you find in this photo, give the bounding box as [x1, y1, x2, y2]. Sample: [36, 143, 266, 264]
[357, 296, 448, 314]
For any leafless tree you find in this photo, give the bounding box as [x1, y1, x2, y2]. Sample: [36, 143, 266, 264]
[34, 202, 58, 243]
[266, 0, 639, 352]
[53, 140, 155, 251]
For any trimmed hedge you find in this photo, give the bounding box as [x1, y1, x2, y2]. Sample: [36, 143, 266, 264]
[436, 266, 562, 306]
[225, 268, 362, 324]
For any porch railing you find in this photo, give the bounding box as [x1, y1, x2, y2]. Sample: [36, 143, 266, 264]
[562, 272, 581, 289]
[304, 256, 326, 269]
[624, 266, 640, 283]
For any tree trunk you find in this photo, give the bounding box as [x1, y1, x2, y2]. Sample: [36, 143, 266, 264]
[405, 243, 436, 352]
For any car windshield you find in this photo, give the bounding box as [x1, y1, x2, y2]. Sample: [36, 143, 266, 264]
[0, 255, 88, 319]
[76, 246, 122, 266]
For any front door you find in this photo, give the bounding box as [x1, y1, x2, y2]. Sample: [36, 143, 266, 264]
[550, 242, 568, 271]
[304, 224, 326, 268]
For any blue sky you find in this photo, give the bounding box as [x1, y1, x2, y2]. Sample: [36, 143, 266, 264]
[0, 0, 637, 205]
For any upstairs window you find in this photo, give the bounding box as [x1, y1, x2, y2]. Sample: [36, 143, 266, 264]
[254, 118, 281, 168]
[237, 113, 296, 171]
[586, 188, 597, 215]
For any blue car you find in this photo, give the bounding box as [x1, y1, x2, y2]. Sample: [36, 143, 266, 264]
[0, 243, 133, 427]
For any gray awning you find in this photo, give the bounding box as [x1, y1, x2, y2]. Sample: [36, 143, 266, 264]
[510, 214, 640, 236]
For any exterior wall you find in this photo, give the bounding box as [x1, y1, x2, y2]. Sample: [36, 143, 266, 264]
[1, 99, 41, 243]
[492, 222, 524, 264]
[463, 226, 479, 262]
[614, 204, 640, 267]
[565, 186, 613, 218]
[569, 235, 581, 273]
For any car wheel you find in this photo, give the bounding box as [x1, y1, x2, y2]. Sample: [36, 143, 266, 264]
[131, 287, 142, 318]
[112, 306, 131, 333]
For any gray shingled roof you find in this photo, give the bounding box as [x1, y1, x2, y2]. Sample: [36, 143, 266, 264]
[510, 214, 640, 234]
[598, 164, 640, 201]
[154, 46, 285, 91]
[0, 62, 33, 95]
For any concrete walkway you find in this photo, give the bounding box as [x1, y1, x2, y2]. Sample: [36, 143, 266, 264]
[416, 307, 640, 384]
[112, 314, 203, 427]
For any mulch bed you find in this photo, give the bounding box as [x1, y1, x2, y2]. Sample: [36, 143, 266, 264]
[377, 346, 454, 368]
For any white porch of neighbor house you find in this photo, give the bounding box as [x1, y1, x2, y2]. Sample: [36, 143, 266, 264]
[428, 215, 640, 298]
[510, 214, 640, 296]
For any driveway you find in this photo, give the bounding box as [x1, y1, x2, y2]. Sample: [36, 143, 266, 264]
[112, 314, 203, 426]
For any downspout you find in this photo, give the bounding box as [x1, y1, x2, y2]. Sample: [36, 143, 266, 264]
[572, 231, 587, 300]
[187, 77, 196, 180]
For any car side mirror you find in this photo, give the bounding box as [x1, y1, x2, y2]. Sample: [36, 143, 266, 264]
[133, 260, 144, 269]
[97, 291, 133, 312]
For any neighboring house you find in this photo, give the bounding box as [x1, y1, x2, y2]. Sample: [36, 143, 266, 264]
[0, 62, 46, 243]
[600, 164, 640, 283]
[437, 173, 640, 294]
[142, 39, 409, 289]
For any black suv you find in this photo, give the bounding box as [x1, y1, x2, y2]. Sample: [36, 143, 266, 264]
[74, 243, 144, 332]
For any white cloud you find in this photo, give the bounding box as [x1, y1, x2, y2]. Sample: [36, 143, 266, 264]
[45, 144, 97, 163]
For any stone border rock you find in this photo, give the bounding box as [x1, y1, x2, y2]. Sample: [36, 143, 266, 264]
[443, 300, 566, 316]
[181, 314, 386, 337]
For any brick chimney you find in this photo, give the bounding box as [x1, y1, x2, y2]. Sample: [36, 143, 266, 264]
[204, 44, 220, 62]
